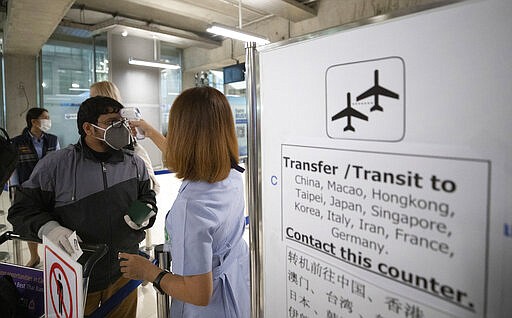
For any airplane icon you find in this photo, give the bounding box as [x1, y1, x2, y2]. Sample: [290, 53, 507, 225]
[331, 92, 368, 132]
[357, 69, 399, 112]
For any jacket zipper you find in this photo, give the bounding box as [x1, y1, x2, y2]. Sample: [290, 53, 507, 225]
[101, 162, 108, 189]
[101, 161, 112, 285]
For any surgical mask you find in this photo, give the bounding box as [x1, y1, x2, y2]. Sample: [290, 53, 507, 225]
[38, 119, 52, 132]
[91, 120, 131, 150]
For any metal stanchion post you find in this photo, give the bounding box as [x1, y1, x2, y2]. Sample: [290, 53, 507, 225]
[154, 244, 171, 318]
[245, 41, 264, 318]
[12, 239, 21, 264]
[8, 186, 22, 264]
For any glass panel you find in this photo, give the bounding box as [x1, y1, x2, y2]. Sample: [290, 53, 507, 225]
[95, 50, 109, 82]
[223, 69, 247, 159]
[41, 40, 108, 147]
[228, 95, 248, 158]
[0, 53, 5, 127]
[160, 43, 182, 136]
[209, 70, 224, 92]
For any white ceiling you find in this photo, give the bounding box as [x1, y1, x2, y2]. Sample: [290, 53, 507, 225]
[1, 0, 319, 55]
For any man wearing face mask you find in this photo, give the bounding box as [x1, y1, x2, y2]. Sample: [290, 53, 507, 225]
[8, 96, 157, 317]
[9, 107, 60, 268]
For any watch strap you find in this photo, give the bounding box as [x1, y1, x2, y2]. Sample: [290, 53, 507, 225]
[153, 270, 169, 294]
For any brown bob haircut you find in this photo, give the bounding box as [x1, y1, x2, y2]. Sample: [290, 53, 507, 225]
[165, 86, 239, 183]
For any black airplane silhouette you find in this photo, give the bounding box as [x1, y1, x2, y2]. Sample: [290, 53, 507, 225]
[357, 69, 399, 112]
[331, 93, 368, 132]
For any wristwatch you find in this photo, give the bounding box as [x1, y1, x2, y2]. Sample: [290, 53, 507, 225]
[153, 270, 169, 294]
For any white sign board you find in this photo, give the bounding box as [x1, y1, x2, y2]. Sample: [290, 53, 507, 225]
[44, 237, 83, 318]
[259, 1, 512, 318]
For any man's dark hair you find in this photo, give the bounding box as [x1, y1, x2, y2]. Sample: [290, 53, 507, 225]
[26, 107, 48, 129]
[77, 96, 124, 136]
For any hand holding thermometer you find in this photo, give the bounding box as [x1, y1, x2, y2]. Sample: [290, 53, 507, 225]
[120, 107, 145, 140]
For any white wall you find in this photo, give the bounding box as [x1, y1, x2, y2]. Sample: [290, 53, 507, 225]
[3, 54, 38, 136]
[109, 33, 163, 167]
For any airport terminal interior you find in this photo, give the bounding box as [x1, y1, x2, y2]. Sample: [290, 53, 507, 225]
[1, 0, 510, 317]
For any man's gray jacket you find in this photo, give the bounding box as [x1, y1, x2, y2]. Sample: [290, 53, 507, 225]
[8, 139, 157, 292]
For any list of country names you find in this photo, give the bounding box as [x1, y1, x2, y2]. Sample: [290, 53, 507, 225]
[281, 145, 489, 316]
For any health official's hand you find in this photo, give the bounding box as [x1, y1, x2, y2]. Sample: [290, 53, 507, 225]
[129, 119, 154, 137]
[130, 119, 167, 152]
[119, 252, 161, 282]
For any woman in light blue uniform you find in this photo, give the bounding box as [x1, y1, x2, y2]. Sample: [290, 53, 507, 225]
[168, 165, 249, 317]
[119, 86, 250, 318]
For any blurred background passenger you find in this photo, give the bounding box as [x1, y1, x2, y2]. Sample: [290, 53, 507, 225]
[120, 87, 250, 317]
[10, 107, 60, 267]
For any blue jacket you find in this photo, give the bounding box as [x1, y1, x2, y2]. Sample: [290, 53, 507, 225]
[8, 138, 157, 292]
[11, 127, 59, 184]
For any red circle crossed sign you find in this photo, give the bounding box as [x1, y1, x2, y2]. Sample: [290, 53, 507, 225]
[49, 262, 73, 318]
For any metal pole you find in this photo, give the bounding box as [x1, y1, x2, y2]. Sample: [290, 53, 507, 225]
[1, 53, 6, 128]
[8, 188, 22, 264]
[37, 50, 43, 108]
[92, 35, 97, 82]
[245, 41, 263, 317]
[12, 239, 21, 264]
[154, 244, 171, 318]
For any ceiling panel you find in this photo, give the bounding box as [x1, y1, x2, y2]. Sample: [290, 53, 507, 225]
[1, 0, 318, 55]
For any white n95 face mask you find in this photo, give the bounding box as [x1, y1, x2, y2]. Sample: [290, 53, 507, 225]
[91, 120, 131, 150]
[38, 119, 52, 132]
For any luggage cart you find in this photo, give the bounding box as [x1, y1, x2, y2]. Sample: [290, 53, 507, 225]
[0, 231, 108, 318]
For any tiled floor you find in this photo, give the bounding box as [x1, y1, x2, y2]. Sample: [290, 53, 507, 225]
[137, 283, 158, 318]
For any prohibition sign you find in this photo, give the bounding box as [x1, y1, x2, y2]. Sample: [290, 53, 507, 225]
[49, 262, 73, 318]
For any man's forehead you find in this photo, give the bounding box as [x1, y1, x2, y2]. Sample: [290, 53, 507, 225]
[98, 111, 121, 119]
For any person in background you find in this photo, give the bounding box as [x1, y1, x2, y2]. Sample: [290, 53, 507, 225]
[8, 96, 157, 317]
[119, 87, 250, 317]
[90, 81, 160, 194]
[10, 107, 60, 268]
